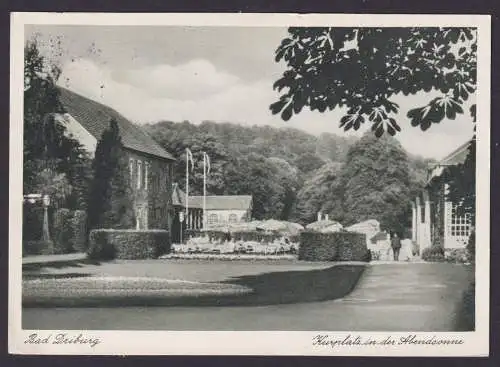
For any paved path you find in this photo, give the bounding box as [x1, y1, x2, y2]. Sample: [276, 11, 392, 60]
[23, 262, 474, 331]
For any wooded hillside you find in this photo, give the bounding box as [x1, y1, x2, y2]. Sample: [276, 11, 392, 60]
[143, 120, 433, 228]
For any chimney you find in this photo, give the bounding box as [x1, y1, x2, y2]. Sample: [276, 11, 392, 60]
[317, 211, 322, 222]
[325, 214, 329, 221]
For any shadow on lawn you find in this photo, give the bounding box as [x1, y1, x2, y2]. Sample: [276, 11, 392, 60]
[215, 264, 366, 307]
[22, 258, 102, 272]
[23, 265, 366, 308]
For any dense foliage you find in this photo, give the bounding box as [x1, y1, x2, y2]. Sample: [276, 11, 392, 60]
[336, 133, 412, 234]
[271, 27, 476, 136]
[87, 119, 135, 230]
[144, 121, 354, 221]
[24, 39, 91, 209]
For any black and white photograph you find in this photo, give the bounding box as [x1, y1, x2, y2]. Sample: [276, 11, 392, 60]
[9, 13, 490, 356]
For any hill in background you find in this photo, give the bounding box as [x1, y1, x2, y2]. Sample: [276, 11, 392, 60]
[142, 120, 433, 226]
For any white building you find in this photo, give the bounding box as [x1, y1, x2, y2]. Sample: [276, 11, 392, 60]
[411, 140, 473, 253]
[189, 195, 252, 228]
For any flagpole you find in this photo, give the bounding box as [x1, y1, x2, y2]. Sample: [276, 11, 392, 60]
[185, 149, 189, 234]
[203, 153, 207, 229]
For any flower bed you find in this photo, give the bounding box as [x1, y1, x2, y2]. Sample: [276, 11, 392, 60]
[160, 253, 297, 261]
[171, 236, 299, 256]
[23, 276, 252, 307]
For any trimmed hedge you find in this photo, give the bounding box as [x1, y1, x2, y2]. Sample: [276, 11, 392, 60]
[88, 229, 170, 260]
[299, 231, 367, 261]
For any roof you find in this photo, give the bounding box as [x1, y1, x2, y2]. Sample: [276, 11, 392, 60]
[427, 140, 472, 184]
[189, 195, 252, 211]
[58, 87, 175, 161]
[436, 140, 471, 167]
[171, 184, 202, 208]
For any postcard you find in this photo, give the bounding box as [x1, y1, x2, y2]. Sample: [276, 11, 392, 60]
[9, 12, 490, 356]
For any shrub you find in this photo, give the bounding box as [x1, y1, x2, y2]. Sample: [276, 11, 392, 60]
[53, 208, 74, 254]
[370, 250, 381, 261]
[412, 241, 420, 256]
[88, 229, 170, 260]
[72, 210, 87, 252]
[362, 249, 373, 262]
[421, 246, 445, 262]
[23, 240, 55, 256]
[467, 230, 475, 263]
[445, 248, 469, 264]
[299, 231, 367, 261]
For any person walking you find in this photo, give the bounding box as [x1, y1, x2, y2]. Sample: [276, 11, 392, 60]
[391, 232, 402, 261]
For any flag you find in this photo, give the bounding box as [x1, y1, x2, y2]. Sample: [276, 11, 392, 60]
[186, 148, 194, 171]
[204, 152, 211, 175]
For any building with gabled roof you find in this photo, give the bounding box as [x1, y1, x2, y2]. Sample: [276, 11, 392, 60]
[411, 140, 473, 253]
[56, 87, 175, 231]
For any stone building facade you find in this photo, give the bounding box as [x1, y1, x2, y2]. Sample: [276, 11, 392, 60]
[57, 87, 176, 231]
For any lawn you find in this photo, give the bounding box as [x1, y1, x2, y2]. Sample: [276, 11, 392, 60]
[22, 262, 475, 331]
[22, 259, 367, 308]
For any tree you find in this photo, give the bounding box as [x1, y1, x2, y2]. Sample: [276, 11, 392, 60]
[266, 157, 301, 220]
[271, 27, 477, 229]
[293, 152, 325, 174]
[293, 162, 343, 225]
[337, 132, 412, 234]
[224, 153, 286, 220]
[87, 119, 134, 230]
[24, 38, 90, 208]
[271, 27, 476, 136]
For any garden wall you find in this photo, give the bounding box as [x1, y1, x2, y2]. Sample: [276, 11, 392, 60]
[299, 231, 368, 261]
[88, 229, 170, 260]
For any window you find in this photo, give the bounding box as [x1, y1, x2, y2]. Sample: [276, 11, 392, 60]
[228, 213, 238, 223]
[208, 214, 218, 225]
[450, 204, 470, 237]
[137, 160, 142, 189]
[129, 158, 135, 184]
[144, 162, 149, 191]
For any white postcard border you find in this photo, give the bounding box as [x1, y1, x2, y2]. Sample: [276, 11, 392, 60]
[9, 12, 491, 356]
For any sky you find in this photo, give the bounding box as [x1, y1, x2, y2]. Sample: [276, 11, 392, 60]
[25, 25, 475, 160]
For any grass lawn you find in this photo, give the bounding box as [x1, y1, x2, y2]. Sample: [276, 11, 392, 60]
[23, 259, 366, 308]
[22, 262, 474, 331]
